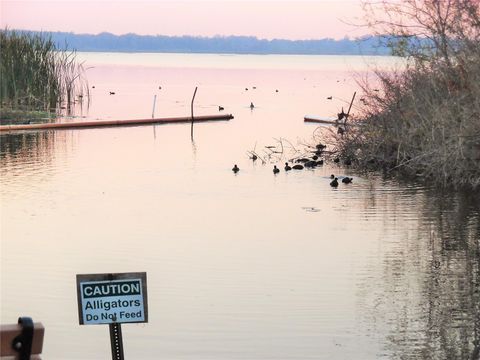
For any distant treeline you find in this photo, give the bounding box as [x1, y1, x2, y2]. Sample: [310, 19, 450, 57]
[13, 30, 391, 55]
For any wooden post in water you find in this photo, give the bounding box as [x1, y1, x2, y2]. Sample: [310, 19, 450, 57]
[191, 86, 198, 139]
[151, 95, 157, 118]
[345, 91, 356, 125]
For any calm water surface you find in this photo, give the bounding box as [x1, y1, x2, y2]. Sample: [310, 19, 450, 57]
[1, 53, 479, 359]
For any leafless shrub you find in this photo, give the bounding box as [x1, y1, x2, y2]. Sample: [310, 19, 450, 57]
[337, 0, 480, 188]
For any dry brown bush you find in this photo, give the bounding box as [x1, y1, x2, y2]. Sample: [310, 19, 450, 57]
[336, 0, 480, 189]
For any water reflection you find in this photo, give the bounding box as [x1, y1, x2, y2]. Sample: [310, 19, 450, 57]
[0, 131, 72, 171]
[358, 186, 480, 359]
[0, 131, 56, 159]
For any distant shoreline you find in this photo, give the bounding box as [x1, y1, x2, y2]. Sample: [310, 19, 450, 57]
[74, 50, 393, 57]
[12, 29, 392, 56]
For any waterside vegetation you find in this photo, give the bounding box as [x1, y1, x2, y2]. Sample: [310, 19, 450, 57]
[0, 29, 89, 124]
[333, 0, 480, 189]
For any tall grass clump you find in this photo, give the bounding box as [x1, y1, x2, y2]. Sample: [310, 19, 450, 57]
[0, 29, 88, 119]
[335, 0, 480, 189]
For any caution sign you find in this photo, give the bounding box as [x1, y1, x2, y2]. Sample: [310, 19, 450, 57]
[76, 272, 148, 325]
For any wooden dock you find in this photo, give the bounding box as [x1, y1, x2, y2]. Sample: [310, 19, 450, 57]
[0, 114, 234, 132]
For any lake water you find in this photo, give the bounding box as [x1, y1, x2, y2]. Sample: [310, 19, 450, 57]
[1, 53, 479, 359]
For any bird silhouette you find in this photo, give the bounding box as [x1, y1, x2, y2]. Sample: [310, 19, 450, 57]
[273, 165, 280, 174]
[232, 165, 239, 173]
[284, 162, 292, 171]
[330, 178, 339, 187]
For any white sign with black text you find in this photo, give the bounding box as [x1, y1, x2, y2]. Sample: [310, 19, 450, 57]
[76, 272, 148, 325]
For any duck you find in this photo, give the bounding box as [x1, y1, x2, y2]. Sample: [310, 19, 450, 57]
[292, 164, 304, 170]
[218, 106, 224, 111]
[250, 102, 255, 109]
[304, 160, 317, 168]
[316, 160, 324, 166]
[284, 162, 292, 171]
[330, 177, 339, 187]
[342, 177, 353, 184]
[232, 164, 239, 173]
[327, 96, 332, 100]
[273, 165, 280, 174]
[109, 91, 115, 95]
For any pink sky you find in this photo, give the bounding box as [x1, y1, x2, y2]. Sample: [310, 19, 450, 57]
[0, 0, 367, 40]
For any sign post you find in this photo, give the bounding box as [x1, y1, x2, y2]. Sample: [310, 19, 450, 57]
[76, 272, 148, 359]
[109, 316, 124, 360]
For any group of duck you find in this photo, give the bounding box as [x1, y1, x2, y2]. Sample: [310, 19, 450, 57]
[232, 142, 354, 187]
[232, 162, 353, 187]
[329, 174, 353, 187]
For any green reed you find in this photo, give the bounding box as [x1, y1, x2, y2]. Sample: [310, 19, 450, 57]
[0, 29, 88, 115]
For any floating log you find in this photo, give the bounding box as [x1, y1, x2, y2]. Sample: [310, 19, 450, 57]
[304, 115, 344, 125]
[0, 114, 234, 132]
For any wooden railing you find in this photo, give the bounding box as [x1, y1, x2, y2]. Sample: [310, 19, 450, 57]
[0, 318, 44, 360]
